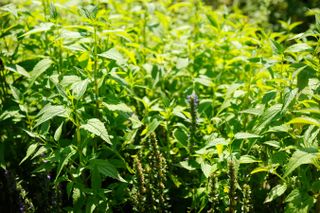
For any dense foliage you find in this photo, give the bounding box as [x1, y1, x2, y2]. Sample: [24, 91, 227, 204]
[0, 0, 320, 212]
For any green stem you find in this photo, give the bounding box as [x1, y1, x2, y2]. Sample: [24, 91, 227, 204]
[93, 22, 99, 115]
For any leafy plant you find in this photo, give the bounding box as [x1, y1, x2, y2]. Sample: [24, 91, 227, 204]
[0, 0, 319, 212]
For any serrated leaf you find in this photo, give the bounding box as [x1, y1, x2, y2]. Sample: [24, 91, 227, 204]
[141, 119, 160, 138]
[206, 138, 229, 147]
[173, 128, 188, 147]
[54, 122, 64, 141]
[102, 102, 132, 113]
[254, 104, 282, 133]
[35, 105, 67, 127]
[234, 132, 261, 140]
[179, 160, 196, 171]
[71, 79, 89, 100]
[287, 117, 320, 127]
[264, 184, 287, 203]
[284, 150, 318, 177]
[21, 22, 54, 37]
[90, 159, 126, 182]
[176, 58, 189, 69]
[6, 64, 30, 78]
[98, 48, 125, 65]
[263, 140, 280, 148]
[271, 39, 284, 55]
[31, 146, 47, 160]
[281, 88, 298, 114]
[285, 189, 313, 213]
[201, 162, 212, 178]
[20, 144, 38, 165]
[55, 146, 76, 182]
[81, 118, 111, 145]
[29, 58, 53, 87]
[0, 4, 18, 17]
[78, 5, 98, 19]
[285, 43, 312, 53]
[240, 155, 261, 164]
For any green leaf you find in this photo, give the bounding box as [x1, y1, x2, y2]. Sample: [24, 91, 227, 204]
[55, 146, 77, 182]
[81, 118, 112, 145]
[20, 143, 38, 165]
[21, 22, 54, 37]
[71, 79, 89, 100]
[201, 162, 212, 178]
[287, 117, 320, 127]
[173, 128, 188, 147]
[179, 160, 197, 171]
[206, 13, 219, 28]
[35, 105, 67, 127]
[0, 4, 18, 17]
[285, 43, 312, 53]
[91, 166, 101, 190]
[284, 150, 318, 177]
[234, 132, 260, 140]
[31, 146, 47, 160]
[271, 39, 284, 55]
[263, 140, 280, 149]
[141, 119, 160, 138]
[78, 5, 98, 19]
[285, 189, 313, 213]
[90, 159, 126, 182]
[281, 88, 298, 114]
[240, 155, 261, 164]
[54, 122, 64, 141]
[29, 58, 53, 87]
[102, 102, 132, 113]
[176, 58, 189, 69]
[254, 104, 282, 133]
[297, 67, 315, 90]
[206, 138, 229, 147]
[98, 48, 125, 65]
[6, 64, 30, 78]
[264, 184, 287, 203]
[250, 167, 270, 174]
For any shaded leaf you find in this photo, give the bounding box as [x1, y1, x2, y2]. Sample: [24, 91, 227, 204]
[90, 159, 126, 182]
[20, 144, 38, 165]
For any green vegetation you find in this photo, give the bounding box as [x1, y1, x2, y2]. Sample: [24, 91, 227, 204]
[0, 0, 320, 212]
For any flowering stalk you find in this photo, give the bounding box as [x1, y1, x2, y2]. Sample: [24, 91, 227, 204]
[149, 132, 169, 211]
[228, 160, 237, 213]
[207, 173, 219, 213]
[241, 183, 252, 213]
[132, 155, 147, 212]
[187, 92, 198, 153]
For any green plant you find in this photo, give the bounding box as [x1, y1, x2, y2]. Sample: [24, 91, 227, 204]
[0, 0, 319, 212]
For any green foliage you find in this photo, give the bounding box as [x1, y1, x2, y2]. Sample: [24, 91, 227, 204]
[0, 0, 320, 212]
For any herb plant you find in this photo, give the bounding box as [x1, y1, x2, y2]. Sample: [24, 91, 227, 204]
[0, 0, 320, 212]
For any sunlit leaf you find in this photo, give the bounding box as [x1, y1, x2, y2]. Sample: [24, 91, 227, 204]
[284, 150, 318, 177]
[265, 184, 287, 203]
[81, 118, 112, 145]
